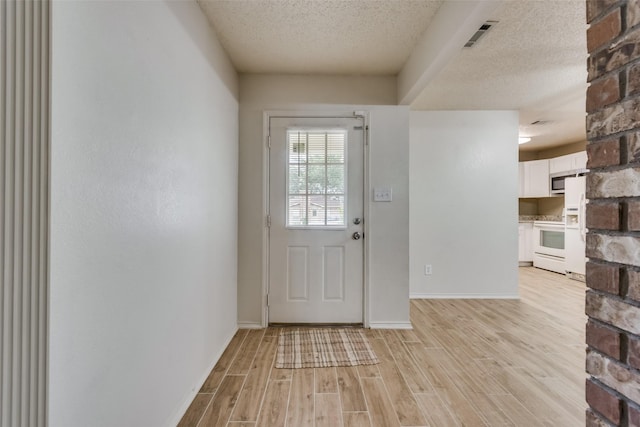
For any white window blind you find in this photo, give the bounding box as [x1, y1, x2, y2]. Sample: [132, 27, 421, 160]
[286, 129, 346, 227]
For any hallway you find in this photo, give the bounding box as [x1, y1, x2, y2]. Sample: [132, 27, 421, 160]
[180, 267, 586, 426]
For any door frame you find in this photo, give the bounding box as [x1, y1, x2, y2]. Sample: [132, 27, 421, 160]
[261, 110, 371, 327]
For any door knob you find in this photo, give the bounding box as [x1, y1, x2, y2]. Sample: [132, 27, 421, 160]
[352, 232, 362, 240]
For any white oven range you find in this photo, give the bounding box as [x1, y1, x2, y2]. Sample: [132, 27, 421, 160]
[533, 221, 565, 274]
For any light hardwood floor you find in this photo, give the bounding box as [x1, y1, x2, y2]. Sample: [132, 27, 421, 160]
[179, 267, 586, 427]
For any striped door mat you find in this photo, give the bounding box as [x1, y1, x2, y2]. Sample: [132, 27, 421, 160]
[275, 328, 379, 369]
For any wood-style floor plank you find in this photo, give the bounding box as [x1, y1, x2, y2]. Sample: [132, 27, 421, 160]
[255, 380, 290, 427]
[488, 393, 545, 427]
[227, 329, 264, 375]
[270, 361, 292, 381]
[198, 375, 245, 427]
[482, 362, 581, 426]
[410, 348, 488, 427]
[179, 267, 586, 427]
[201, 330, 249, 393]
[414, 393, 461, 427]
[336, 366, 367, 412]
[177, 393, 212, 427]
[229, 336, 277, 422]
[342, 412, 372, 427]
[369, 338, 427, 426]
[315, 393, 343, 427]
[286, 368, 314, 427]
[314, 367, 338, 393]
[395, 328, 420, 343]
[381, 330, 435, 394]
[360, 377, 401, 427]
[357, 363, 380, 378]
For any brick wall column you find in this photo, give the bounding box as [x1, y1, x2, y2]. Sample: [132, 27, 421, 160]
[586, 0, 640, 426]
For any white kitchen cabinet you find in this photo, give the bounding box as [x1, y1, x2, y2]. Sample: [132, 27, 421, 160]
[549, 154, 573, 174]
[518, 152, 586, 199]
[518, 162, 525, 197]
[521, 159, 550, 197]
[518, 222, 534, 264]
[573, 151, 587, 169]
[549, 151, 587, 174]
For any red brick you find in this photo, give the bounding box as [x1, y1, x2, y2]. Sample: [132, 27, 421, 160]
[588, 26, 640, 82]
[586, 379, 622, 424]
[587, 0, 620, 24]
[628, 201, 640, 231]
[587, 262, 621, 294]
[587, 320, 622, 359]
[587, 138, 621, 168]
[588, 8, 622, 52]
[629, 404, 640, 427]
[587, 74, 620, 112]
[587, 202, 621, 230]
[629, 270, 640, 302]
[629, 335, 640, 370]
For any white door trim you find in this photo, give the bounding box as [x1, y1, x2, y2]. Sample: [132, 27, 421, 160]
[261, 110, 371, 327]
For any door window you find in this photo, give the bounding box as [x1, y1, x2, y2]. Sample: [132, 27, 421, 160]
[286, 129, 346, 228]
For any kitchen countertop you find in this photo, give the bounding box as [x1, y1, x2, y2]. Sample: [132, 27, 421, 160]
[519, 215, 563, 222]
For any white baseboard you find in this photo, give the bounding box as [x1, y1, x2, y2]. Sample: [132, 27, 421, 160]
[237, 321, 264, 329]
[169, 325, 238, 427]
[369, 321, 413, 330]
[410, 293, 519, 299]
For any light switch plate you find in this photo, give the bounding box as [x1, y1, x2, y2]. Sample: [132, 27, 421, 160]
[373, 187, 392, 202]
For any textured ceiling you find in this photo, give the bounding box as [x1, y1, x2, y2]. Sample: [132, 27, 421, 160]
[410, 0, 588, 150]
[198, 0, 443, 74]
[198, 0, 588, 151]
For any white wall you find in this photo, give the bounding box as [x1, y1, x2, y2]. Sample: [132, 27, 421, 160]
[238, 74, 410, 328]
[49, 2, 238, 426]
[367, 108, 411, 326]
[410, 111, 519, 298]
[240, 74, 397, 106]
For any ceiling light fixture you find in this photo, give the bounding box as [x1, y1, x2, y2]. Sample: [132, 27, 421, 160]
[519, 137, 531, 144]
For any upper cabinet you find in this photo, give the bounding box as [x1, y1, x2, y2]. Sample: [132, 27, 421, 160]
[519, 151, 587, 199]
[549, 151, 587, 174]
[573, 151, 588, 170]
[549, 154, 572, 174]
[520, 159, 550, 198]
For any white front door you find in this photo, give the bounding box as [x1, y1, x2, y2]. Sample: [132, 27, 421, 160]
[268, 116, 364, 324]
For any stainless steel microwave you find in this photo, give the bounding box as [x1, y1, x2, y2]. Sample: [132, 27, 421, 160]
[550, 170, 587, 195]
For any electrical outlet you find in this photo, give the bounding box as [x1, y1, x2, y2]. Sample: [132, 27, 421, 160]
[424, 264, 432, 275]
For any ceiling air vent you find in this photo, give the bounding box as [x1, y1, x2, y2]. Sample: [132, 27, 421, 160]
[464, 21, 498, 48]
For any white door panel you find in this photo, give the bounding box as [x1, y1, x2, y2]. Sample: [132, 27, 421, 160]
[268, 117, 364, 323]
